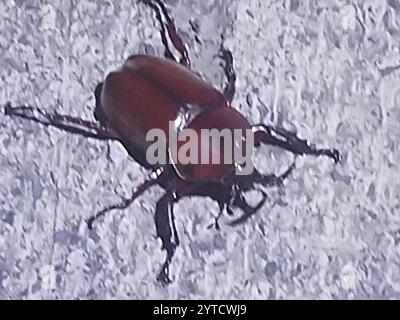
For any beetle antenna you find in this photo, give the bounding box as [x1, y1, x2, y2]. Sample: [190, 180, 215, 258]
[86, 167, 165, 229]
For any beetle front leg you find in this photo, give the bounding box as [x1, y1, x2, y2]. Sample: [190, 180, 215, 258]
[207, 202, 227, 231]
[227, 191, 267, 226]
[252, 162, 296, 188]
[155, 193, 179, 286]
[86, 168, 164, 230]
[4, 103, 119, 140]
[253, 124, 341, 164]
[225, 164, 296, 226]
[141, 0, 191, 68]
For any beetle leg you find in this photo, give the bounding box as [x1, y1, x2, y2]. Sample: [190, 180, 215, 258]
[4, 102, 119, 140]
[210, 201, 235, 229]
[86, 167, 165, 229]
[252, 161, 296, 188]
[252, 124, 342, 164]
[207, 202, 225, 230]
[224, 163, 295, 226]
[227, 191, 267, 226]
[218, 41, 236, 105]
[141, 0, 176, 62]
[155, 193, 179, 286]
[141, 0, 191, 68]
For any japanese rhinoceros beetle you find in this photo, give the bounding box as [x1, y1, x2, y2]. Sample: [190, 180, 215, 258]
[4, 0, 341, 285]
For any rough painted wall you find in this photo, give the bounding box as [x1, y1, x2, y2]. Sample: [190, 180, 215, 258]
[0, 0, 399, 299]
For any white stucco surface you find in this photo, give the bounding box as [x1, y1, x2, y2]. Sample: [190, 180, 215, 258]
[1, 0, 399, 299]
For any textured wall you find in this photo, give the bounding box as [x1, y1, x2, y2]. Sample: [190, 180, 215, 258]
[0, 0, 399, 299]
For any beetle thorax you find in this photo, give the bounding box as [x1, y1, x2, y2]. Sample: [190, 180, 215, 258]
[170, 108, 254, 183]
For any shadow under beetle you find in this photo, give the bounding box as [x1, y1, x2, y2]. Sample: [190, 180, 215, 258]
[4, 0, 341, 285]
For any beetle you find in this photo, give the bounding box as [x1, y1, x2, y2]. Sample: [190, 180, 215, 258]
[4, 0, 341, 285]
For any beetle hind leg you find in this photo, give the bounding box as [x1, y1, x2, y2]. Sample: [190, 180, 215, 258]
[218, 41, 236, 105]
[141, 0, 191, 68]
[4, 102, 119, 140]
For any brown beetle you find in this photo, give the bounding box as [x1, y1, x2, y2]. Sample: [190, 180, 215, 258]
[4, 0, 340, 285]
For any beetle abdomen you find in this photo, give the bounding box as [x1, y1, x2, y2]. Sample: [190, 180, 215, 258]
[99, 55, 230, 168]
[126, 55, 227, 109]
[100, 64, 180, 157]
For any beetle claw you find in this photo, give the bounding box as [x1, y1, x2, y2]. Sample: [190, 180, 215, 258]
[4, 102, 12, 115]
[207, 216, 222, 231]
[157, 272, 172, 286]
[86, 216, 95, 230]
[320, 148, 342, 164]
[157, 263, 173, 286]
[331, 149, 342, 164]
